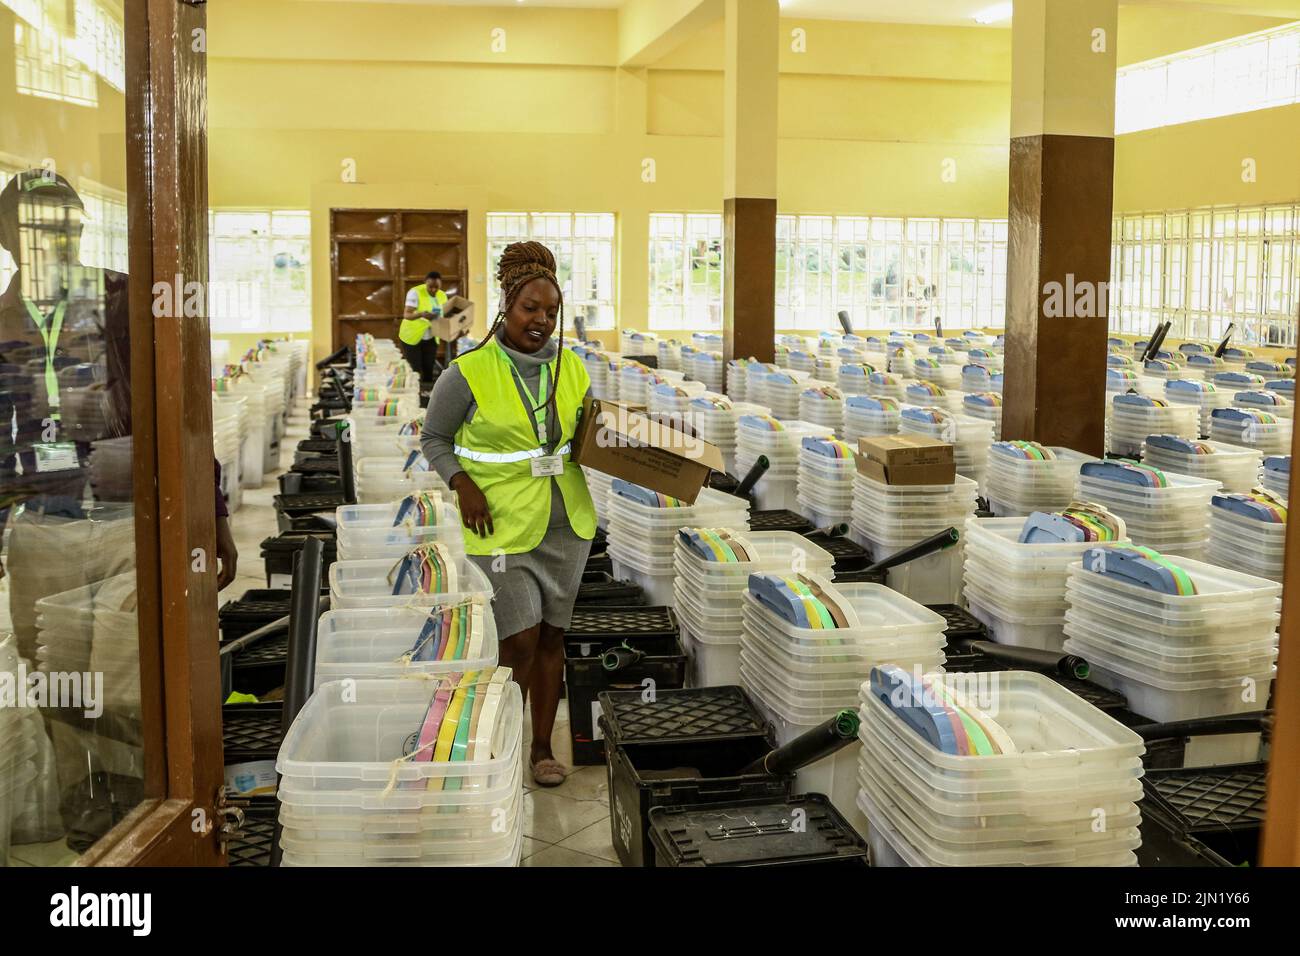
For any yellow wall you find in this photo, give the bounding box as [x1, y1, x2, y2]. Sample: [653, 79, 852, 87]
[206, 0, 1300, 363]
[208, 1, 1013, 361]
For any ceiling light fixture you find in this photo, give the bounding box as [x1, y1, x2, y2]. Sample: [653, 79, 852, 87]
[973, 2, 1013, 25]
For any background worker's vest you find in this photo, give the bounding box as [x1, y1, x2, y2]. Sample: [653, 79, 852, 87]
[399, 285, 449, 346]
[453, 339, 596, 555]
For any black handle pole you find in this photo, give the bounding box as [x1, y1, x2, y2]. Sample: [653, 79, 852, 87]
[1214, 323, 1236, 358]
[740, 710, 860, 775]
[837, 310, 854, 335]
[970, 641, 1090, 680]
[734, 455, 770, 499]
[269, 536, 325, 869]
[866, 527, 959, 574]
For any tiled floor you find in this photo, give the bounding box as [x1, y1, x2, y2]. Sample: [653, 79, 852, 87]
[224, 402, 621, 867]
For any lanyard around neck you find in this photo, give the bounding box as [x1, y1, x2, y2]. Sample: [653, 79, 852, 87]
[22, 296, 68, 417]
[502, 349, 551, 444]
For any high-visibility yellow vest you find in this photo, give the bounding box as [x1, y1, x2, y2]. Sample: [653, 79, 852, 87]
[399, 285, 449, 346]
[452, 338, 596, 555]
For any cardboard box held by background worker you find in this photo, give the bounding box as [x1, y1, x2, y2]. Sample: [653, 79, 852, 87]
[855, 435, 955, 486]
[428, 295, 475, 340]
[572, 397, 724, 503]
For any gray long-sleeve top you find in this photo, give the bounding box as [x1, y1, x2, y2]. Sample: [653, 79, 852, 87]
[420, 329, 590, 528]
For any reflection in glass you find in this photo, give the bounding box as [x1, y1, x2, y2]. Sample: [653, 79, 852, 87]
[1, 0, 140, 866]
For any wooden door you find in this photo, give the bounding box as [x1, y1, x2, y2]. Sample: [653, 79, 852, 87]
[330, 208, 469, 351]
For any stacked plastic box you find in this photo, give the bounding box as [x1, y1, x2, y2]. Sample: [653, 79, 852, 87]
[963, 513, 1128, 652]
[618, 362, 657, 406]
[605, 483, 750, 606]
[1210, 406, 1294, 457]
[354, 455, 442, 505]
[34, 570, 140, 713]
[815, 352, 841, 383]
[866, 371, 909, 401]
[1263, 456, 1290, 500]
[1234, 389, 1293, 420]
[1108, 394, 1198, 456]
[799, 384, 845, 436]
[837, 362, 877, 396]
[673, 530, 834, 687]
[962, 392, 1003, 434]
[796, 436, 858, 528]
[686, 351, 726, 393]
[275, 676, 524, 866]
[843, 395, 901, 445]
[984, 443, 1094, 518]
[756, 370, 813, 420]
[576, 347, 617, 401]
[727, 358, 751, 400]
[620, 330, 658, 357]
[583, 466, 616, 530]
[1075, 460, 1220, 560]
[314, 602, 500, 689]
[1246, 360, 1292, 380]
[1164, 380, 1233, 438]
[898, 407, 993, 488]
[787, 349, 817, 375]
[888, 346, 915, 378]
[212, 397, 245, 513]
[966, 347, 1002, 373]
[335, 495, 463, 561]
[1205, 492, 1287, 583]
[648, 381, 707, 431]
[329, 547, 493, 610]
[687, 395, 767, 477]
[745, 362, 782, 404]
[1142, 435, 1262, 494]
[741, 575, 948, 837]
[912, 357, 962, 391]
[850, 471, 978, 604]
[904, 381, 961, 414]
[735, 415, 834, 512]
[657, 339, 682, 372]
[962, 364, 994, 393]
[0, 635, 37, 867]
[1063, 551, 1279, 731]
[858, 668, 1145, 867]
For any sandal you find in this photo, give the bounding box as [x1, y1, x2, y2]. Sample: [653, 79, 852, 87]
[530, 757, 567, 787]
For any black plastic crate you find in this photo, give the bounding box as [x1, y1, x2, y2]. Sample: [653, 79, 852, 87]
[598, 685, 789, 867]
[747, 510, 815, 535]
[219, 589, 292, 643]
[296, 438, 339, 455]
[584, 552, 613, 577]
[310, 418, 347, 440]
[274, 491, 347, 519]
[291, 456, 341, 477]
[226, 796, 278, 868]
[565, 609, 686, 766]
[576, 572, 646, 607]
[278, 472, 344, 496]
[648, 794, 868, 868]
[801, 532, 870, 572]
[1140, 763, 1266, 866]
[260, 532, 338, 579]
[228, 632, 288, 698]
[707, 472, 740, 495]
[930, 604, 988, 670]
[824, 567, 886, 585]
[222, 701, 284, 763]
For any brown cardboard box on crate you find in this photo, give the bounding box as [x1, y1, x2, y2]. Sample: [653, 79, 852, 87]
[429, 295, 475, 340]
[855, 434, 955, 486]
[573, 397, 724, 503]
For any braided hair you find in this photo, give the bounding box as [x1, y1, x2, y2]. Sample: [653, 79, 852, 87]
[470, 240, 567, 430]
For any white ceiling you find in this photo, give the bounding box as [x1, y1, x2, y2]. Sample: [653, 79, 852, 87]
[306, 0, 1300, 23]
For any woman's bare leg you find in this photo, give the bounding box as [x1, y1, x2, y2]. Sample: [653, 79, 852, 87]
[527, 621, 566, 764]
[497, 623, 541, 704]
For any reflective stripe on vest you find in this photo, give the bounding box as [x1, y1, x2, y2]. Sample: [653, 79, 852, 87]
[453, 442, 572, 464]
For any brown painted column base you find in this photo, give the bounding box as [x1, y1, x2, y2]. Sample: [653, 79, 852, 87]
[723, 196, 777, 364]
[1002, 133, 1115, 456]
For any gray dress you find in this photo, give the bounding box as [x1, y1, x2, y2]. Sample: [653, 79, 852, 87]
[421, 331, 593, 637]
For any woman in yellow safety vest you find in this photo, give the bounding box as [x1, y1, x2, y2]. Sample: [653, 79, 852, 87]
[421, 241, 595, 787]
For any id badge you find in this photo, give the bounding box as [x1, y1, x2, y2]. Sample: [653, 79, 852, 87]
[34, 442, 78, 473]
[531, 455, 564, 478]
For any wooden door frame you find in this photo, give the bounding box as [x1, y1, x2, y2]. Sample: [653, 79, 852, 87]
[78, 0, 224, 867]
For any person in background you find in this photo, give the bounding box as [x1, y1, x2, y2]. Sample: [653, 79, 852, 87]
[420, 242, 594, 787]
[400, 270, 449, 387]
